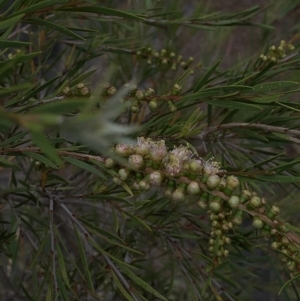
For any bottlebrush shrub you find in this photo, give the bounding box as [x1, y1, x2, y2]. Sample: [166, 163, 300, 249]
[1, 1, 300, 301]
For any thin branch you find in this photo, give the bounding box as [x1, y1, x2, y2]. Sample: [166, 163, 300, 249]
[7, 198, 38, 251]
[41, 190, 138, 300]
[11, 96, 65, 112]
[0, 148, 105, 163]
[49, 197, 58, 294]
[200, 123, 300, 139]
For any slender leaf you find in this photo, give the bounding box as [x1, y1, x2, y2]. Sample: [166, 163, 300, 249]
[63, 156, 106, 180]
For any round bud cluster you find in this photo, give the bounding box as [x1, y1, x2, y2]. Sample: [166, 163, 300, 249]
[259, 40, 295, 63]
[61, 82, 90, 97]
[102, 137, 299, 270]
[135, 46, 197, 73]
[270, 232, 300, 277]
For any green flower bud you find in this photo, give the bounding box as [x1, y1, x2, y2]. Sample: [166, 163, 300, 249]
[171, 63, 177, 70]
[240, 190, 251, 203]
[252, 216, 264, 229]
[287, 261, 296, 271]
[189, 159, 203, 173]
[139, 180, 150, 191]
[149, 99, 158, 111]
[187, 181, 201, 195]
[132, 181, 140, 190]
[145, 88, 155, 97]
[224, 237, 231, 244]
[269, 45, 276, 51]
[167, 100, 177, 112]
[62, 86, 71, 95]
[281, 236, 290, 246]
[113, 176, 122, 185]
[180, 62, 187, 69]
[115, 143, 134, 156]
[160, 49, 167, 56]
[271, 241, 279, 250]
[198, 200, 207, 209]
[162, 59, 168, 65]
[77, 82, 85, 89]
[267, 205, 280, 219]
[172, 188, 185, 202]
[135, 90, 144, 101]
[34, 161, 42, 170]
[279, 223, 290, 233]
[149, 171, 164, 186]
[228, 195, 240, 209]
[131, 105, 140, 113]
[288, 44, 295, 50]
[169, 52, 176, 58]
[232, 210, 243, 225]
[209, 200, 222, 214]
[211, 220, 220, 228]
[99, 82, 111, 90]
[226, 175, 240, 189]
[105, 158, 115, 168]
[222, 223, 230, 232]
[171, 83, 182, 96]
[197, 191, 209, 207]
[80, 86, 90, 96]
[223, 249, 229, 257]
[107, 86, 117, 96]
[206, 175, 221, 190]
[118, 168, 130, 181]
[128, 154, 144, 170]
[248, 196, 262, 209]
[217, 178, 227, 191]
[177, 55, 183, 61]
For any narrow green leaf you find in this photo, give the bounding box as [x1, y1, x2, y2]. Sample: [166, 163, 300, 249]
[24, 18, 85, 41]
[45, 283, 53, 301]
[29, 232, 49, 269]
[0, 83, 32, 97]
[56, 243, 70, 288]
[31, 99, 86, 114]
[63, 156, 106, 180]
[74, 226, 94, 292]
[9, 0, 62, 18]
[0, 156, 20, 169]
[79, 217, 124, 244]
[204, 99, 262, 110]
[57, 274, 71, 301]
[256, 175, 300, 183]
[85, 194, 133, 206]
[110, 269, 136, 301]
[122, 211, 152, 232]
[68, 69, 98, 87]
[0, 14, 25, 31]
[24, 152, 57, 169]
[117, 264, 168, 301]
[278, 274, 300, 295]
[121, 182, 134, 196]
[29, 130, 63, 166]
[59, 6, 145, 21]
[193, 60, 221, 92]
[249, 95, 279, 103]
[22, 76, 60, 103]
[0, 40, 31, 48]
[253, 81, 299, 92]
[0, 132, 27, 147]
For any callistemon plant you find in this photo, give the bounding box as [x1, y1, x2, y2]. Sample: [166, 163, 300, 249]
[1, 1, 300, 301]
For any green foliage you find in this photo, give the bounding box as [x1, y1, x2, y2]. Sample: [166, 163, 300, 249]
[0, 1, 300, 300]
